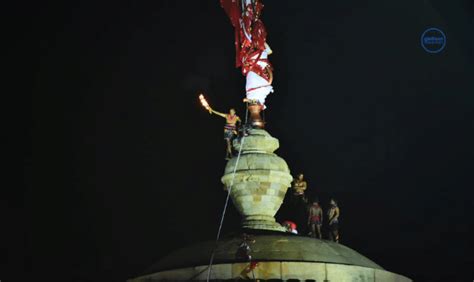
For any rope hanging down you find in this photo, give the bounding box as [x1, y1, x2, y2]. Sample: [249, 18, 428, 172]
[206, 106, 249, 281]
[206, 135, 246, 281]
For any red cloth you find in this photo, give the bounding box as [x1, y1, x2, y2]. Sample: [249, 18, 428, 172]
[220, 0, 242, 67]
[220, 0, 272, 82]
[311, 216, 321, 222]
[249, 261, 259, 270]
[283, 220, 297, 230]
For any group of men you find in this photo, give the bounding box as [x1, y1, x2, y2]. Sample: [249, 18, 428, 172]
[287, 174, 341, 242]
[208, 108, 341, 242]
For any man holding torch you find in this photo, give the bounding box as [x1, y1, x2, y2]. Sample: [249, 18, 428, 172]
[199, 95, 241, 160]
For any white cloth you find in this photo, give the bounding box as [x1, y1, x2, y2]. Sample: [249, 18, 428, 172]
[245, 71, 273, 105]
[240, 1, 273, 107]
[245, 50, 273, 106]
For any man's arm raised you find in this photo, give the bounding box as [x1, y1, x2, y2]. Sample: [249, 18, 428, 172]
[210, 109, 227, 118]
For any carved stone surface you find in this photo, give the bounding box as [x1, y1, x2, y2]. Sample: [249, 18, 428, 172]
[221, 129, 292, 231]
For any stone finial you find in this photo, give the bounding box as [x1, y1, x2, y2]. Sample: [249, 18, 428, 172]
[221, 129, 292, 231]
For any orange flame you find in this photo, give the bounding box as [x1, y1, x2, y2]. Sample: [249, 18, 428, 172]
[199, 94, 211, 111]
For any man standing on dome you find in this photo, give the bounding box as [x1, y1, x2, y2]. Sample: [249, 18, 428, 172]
[292, 173, 307, 196]
[308, 198, 323, 239]
[209, 107, 241, 160]
[289, 173, 309, 234]
[328, 198, 340, 242]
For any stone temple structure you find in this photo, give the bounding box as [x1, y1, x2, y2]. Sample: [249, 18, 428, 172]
[221, 128, 292, 232]
[129, 115, 411, 281]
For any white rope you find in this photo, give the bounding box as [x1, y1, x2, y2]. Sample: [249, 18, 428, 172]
[206, 135, 246, 281]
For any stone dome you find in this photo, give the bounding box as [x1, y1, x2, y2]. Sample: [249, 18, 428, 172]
[129, 234, 411, 281]
[143, 234, 381, 274]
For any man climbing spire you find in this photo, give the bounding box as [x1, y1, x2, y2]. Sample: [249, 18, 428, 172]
[210, 107, 241, 160]
[199, 94, 242, 160]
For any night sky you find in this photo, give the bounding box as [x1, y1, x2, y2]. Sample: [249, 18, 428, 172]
[11, 0, 474, 281]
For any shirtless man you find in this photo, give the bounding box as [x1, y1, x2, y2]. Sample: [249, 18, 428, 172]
[292, 173, 307, 196]
[308, 199, 323, 239]
[328, 198, 340, 243]
[210, 108, 241, 160]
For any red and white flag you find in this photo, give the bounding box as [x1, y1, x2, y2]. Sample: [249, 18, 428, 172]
[220, 0, 274, 107]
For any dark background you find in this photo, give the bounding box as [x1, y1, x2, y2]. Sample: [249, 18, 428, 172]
[8, 0, 474, 281]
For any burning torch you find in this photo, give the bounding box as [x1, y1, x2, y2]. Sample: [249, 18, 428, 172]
[199, 94, 212, 114]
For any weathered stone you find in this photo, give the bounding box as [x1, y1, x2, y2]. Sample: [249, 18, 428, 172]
[130, 262, 411, 281]
[221, 129, 292, 231]
[128, 235, 412, 281]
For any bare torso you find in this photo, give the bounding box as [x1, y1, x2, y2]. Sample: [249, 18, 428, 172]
[328, 206, 340, 223]
[226, 114, 239, 125]
[293, 180, 307, 195]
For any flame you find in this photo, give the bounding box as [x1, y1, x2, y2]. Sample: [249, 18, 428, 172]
[199, 94, 211, 111]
